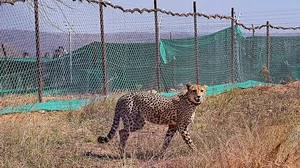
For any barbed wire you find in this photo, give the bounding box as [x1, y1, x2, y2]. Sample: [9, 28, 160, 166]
[2, 0, 300, 31]
[0, 0, 25, 5]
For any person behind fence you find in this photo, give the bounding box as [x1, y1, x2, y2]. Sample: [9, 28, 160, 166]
[58, 46, 68, 56]
[44, 52, 51, 58]
[53, 49, 60, 59]
[23, 52, 29, 58]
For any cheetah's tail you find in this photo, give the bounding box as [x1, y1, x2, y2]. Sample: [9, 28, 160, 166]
[97, 109, 121, 143]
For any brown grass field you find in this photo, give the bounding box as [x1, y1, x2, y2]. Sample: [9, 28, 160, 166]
[0, 82, 300, 167]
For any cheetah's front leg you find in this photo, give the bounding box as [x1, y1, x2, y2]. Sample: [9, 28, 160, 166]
[157, 125, 177, 158]
[178, 125, 197, 151]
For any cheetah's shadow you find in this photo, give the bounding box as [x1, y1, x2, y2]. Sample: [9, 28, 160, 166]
[84, 150, 160, 161]
[84, 151, 121, 160]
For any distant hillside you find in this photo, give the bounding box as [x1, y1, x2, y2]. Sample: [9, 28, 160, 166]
[0, 43, 22, 58]
[0, 29, 194, 58]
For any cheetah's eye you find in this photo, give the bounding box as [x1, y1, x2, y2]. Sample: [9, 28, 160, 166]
[192, 90, 197, 93]
[200, 89, 204, 92]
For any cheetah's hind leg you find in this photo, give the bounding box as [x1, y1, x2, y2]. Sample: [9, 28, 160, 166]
[119, 114, 145, 158]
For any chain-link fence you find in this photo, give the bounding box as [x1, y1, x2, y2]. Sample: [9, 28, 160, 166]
[1, 0, 300, 102]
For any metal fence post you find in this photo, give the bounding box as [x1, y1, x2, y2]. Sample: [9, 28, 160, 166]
[250, 24, 255, 69]
[154, 0, 161, 92]
[34, 0, 43, 102]
[231, 7, 235, 83]
[266, 21, 270, 71]
[251, 24, 255, 61]
[99, 1, 108, 95]
[193, 1, 200, 84]
[93, 41, 97, 67]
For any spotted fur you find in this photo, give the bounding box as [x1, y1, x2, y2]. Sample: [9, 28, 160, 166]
[98, 83, 207, 157]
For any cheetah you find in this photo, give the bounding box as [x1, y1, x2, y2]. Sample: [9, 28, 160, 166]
[98, 83, 207, 158]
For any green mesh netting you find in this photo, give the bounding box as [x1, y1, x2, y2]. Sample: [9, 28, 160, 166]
[160, 27, 245, 64]
[1, 27, 300, 96]
[0, 42, 157, 95]
[160, 27, 246, 86]
[287, 64, 300, 80]
[237, 35, 300, 83]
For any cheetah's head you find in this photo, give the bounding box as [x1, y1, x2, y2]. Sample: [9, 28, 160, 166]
[186, 83, 207, 105]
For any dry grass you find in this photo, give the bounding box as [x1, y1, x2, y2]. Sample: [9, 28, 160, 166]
[0, 93, 106, 109]
[0, 94, 38, 109]
[0, 82, 300, 167]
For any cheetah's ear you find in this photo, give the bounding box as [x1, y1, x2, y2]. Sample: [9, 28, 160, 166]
[186, 82, 192, 90]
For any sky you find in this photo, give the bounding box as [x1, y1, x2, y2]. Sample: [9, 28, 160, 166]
[1, 0, 300, 34]
[110, 0, 300, 26]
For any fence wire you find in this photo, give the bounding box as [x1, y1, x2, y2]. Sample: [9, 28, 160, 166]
[1, 0, 300, 101]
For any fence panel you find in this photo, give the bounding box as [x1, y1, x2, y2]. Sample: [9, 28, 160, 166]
[1, 0, 300, 101]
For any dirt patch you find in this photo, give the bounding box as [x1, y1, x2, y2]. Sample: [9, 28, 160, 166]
[83, 124, 169, 156]
[0, 111, 48, 123]
[264, 125, 300, 165]
[265, 81, 300, 93]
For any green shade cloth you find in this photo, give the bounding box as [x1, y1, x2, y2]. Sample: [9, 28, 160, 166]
[0, 80, 269, 115]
